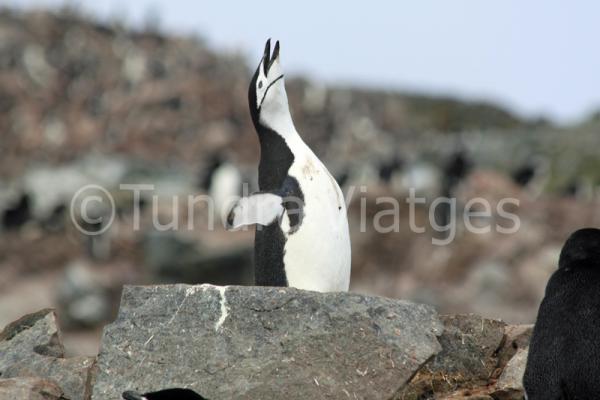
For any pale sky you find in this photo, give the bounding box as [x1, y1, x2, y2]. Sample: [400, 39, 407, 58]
[7, 0, 600, 124]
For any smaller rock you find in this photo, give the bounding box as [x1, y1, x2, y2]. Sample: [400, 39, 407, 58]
[396, 314, 506, 399]
[0, 377, 64, 400]
[496, 324, 532, 368]
[492, 347, 528, 400]
[0, 309, 94, 400]
[0, 308, 64, 358]
[440, 389, 494, 400]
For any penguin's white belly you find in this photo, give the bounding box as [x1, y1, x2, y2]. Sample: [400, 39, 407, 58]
[281, 158, 351, 292]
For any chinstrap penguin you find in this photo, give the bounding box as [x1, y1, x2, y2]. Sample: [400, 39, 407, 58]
[198, 153, 242, 218]
[523, 228, 600, 399]
[227, 39, 351, 292]
[122, 388, 207, 400]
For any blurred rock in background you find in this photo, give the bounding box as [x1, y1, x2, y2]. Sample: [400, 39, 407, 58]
[1, 7, 600, 356]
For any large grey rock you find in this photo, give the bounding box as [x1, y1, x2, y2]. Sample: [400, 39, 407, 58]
[0, 309, 95, 400]
[0, 377, 64, 400]
[92, 285, 443, 400]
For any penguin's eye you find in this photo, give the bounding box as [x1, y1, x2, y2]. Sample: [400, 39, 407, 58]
[258, 81, 263, 89]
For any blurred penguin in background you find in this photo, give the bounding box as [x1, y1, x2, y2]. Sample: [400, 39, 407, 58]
[435, 148, 472, 232]
[511, 155, 549, 198]
[198, 153, 242, 219]
[524, 228, 600, 399]
[1, 192, 30, 231]
[378, 155, 404, 185]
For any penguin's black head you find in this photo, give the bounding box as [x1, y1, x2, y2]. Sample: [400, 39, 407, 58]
[558, 228, 600, 270]
[248, 39, 286, 129]
[123, 388, 207, 400]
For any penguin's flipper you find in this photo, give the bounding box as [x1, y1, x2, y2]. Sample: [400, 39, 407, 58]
[226, 193, 284, 229]
[122, 391, 145, 400]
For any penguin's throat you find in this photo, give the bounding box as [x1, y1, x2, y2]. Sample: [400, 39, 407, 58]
[258, 96, 296, 133]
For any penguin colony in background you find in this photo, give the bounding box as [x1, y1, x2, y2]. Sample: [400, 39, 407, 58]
[524, 228, 600, 399]
[226, 39, 351, 292]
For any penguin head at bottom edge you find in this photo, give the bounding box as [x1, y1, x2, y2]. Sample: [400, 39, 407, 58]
[559, 228, 600, 271]
[122, 388, 208, 400]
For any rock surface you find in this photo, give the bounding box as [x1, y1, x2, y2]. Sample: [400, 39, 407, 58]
[0, 377, 64, 400]
[397, 314, 507, 398]
[396, 318, 531, 400]
[0, 293, 531, 400]
[496, 325, 532, 368]
[0, 309, 95, 400]
[491, 347, 528, 400]
[92, 285, 443, 400]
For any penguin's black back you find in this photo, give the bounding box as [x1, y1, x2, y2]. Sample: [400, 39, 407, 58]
[524, 228, 600, 399]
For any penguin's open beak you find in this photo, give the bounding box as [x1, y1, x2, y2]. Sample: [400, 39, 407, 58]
[262, 39, 280, 75]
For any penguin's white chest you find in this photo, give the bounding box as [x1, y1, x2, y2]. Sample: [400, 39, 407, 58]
[280, 155, 351, 292]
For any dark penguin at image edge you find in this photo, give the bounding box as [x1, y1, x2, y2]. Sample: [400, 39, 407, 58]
[523, 228, 600, 399]
[226, 39, 351, 292]
[122, 388, 208, 400]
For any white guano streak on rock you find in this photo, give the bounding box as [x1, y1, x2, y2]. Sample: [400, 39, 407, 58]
[214, 286, 229, 332]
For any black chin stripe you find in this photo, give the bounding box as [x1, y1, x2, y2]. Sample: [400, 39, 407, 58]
[258, 74, 285, 109]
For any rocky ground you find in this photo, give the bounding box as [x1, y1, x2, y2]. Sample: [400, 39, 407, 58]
[0, 7, 599, 360]
[0, 286, 530, 400]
